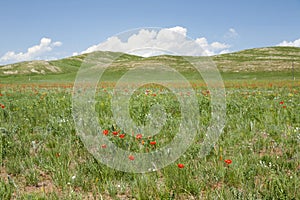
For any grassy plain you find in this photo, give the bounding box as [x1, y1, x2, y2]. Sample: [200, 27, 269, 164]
[0, 48, 300, 199]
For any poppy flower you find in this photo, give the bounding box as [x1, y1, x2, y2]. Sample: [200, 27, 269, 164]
[103, 129, 109, 135]
[177, 163, 184, 168]
[279, 101, 284, 105]
[136, 134, 142, 140]
[150, 141, 156, 145]
[101, 144, 107, 148]
[224, 159, 232, 165]
[0, 104, 4, 109]
[128, 155, 135, 160]
[283, 106, 287, 109]
[112, 131, 118, 136]
[119, 134, 125, 139]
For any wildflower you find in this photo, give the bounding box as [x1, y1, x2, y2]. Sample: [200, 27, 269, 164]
[128, 155, 135, 161]
[279, 101, 284, 105]
[0, 104, 4, 109]
[283, 105, 287, 109]
[177, 163, 184, 168]
[224, 159, 232, 165]
[150, 141, 156, 145]
[136, 134, 142, 139]
[112, 131, 118, 136]
[101, 144, 107, 148]
[103, 129, 109, 135]
[119, 134, 125, 139]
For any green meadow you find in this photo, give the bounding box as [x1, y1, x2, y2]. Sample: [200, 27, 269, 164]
[0, 47, 299, 199]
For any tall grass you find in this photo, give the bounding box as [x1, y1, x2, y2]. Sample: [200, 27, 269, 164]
[0, 81, 299, 199]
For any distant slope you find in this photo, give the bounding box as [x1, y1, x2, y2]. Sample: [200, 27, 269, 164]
[0, 46, 299, 76]
[213, 46, 300, 72]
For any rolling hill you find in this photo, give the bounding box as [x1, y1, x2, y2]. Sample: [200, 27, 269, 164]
[0, 46, 299, 81]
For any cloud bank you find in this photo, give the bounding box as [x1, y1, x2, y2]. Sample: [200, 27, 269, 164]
[277, 38, 300, 47]
[0, 38, 62, 64]
[80, 26, 231, 57]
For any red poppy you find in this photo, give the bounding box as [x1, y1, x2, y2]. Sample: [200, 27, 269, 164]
[177, 163, 184, 168]
[119, 134, 125, 139]
[224, 159, 232, 165]
[136, 134, 142, 140]
[283, 106, 287, 109]
[279, 101, 284, 105]
[150, 141, 156, 145]
[128, 155, 135, 160]
[112, 131, 118, 136]
[101, 144, 107, 148]
[103, 129, 109, 135]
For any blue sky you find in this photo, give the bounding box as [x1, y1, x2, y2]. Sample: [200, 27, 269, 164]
[1, 0, 300, 64]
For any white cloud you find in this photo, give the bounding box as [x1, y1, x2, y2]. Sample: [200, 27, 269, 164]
[0, 37, 62, 64]
[81, 26, 231, 57]
[277, 38, 300, 47]
[224, 28, 239, 38]
[166, 26, 187, 37]
[72, 52, 79, 56]
[194, 37, 231, 56]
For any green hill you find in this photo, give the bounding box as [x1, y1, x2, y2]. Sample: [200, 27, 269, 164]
[213, 46, 300, 72]
[0, 46, 299, 83]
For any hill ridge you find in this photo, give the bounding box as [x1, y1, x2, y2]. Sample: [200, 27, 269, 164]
[1, 46, 300, 76]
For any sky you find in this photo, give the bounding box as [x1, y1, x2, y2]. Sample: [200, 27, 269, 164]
[0, 0, 300, 65]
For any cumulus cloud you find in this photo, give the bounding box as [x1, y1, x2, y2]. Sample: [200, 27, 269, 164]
[277, 38, 300, 47]
[81, 26, 231, 57]
[0, 37, 62, 64]
[194, 37, 231, 55]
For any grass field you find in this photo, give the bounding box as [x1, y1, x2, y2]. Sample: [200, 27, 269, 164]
[0, 76, 299, 199]
[0, 48, 300, 199]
